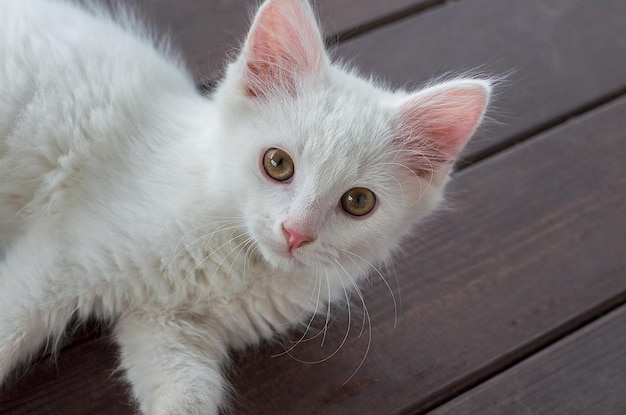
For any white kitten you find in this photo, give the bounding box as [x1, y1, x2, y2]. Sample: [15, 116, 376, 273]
[0, 0, 490, 413]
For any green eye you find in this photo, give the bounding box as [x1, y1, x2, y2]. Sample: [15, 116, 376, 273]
[341, 188, 376, 217]
[263, 148, 294, 182]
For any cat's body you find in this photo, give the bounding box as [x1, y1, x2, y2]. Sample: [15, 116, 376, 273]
[0, 0, 490, 413]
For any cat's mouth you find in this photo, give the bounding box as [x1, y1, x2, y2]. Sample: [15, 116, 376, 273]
[272, 244, 307, 266]
[255, 237, 309, 270]
[249, 220, 314, 270]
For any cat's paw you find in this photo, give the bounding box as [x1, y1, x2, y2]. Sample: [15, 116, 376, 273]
[146, 386, 221, 415]
[0, 327, 18, 385]
[0, 341, 18, 386]
[0, 320, 43, 387]
[0, 357, 10, 386]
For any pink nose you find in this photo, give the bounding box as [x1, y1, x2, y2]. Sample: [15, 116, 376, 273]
[283, 225, 315, 250]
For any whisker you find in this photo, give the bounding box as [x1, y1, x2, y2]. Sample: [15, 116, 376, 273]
[377, 161, 431, 200]
[333, 258, 367, 337]
[164, 220, 243, 280]
[293, 264, 334, 346]
[379, 172, 406, 207]
[388, 259, 403, 327]
[273, 271, 324, 357]
[281, 260, 353, 365]
[242, 242, 259, 296]
[168, 219, 241, 264]
[165, 228, 246, 310]
[240, 237, 258, 296]
[339, 248, 398, 329]
[217, 235, 255, 282]
[321, 264, 332, 347]
[333, 257, 372, 386]
[342, 300, 371, 386]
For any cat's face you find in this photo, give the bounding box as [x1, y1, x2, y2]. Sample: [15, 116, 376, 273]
[219, 79, 445, 275]
[211, 0, 489, 280]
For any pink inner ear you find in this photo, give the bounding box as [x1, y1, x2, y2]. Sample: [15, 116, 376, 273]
[396, 81, 490, 175]
[243, 0, 325, 97]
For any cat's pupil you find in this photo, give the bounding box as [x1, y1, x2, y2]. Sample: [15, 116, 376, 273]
[341, 187, 376, 217]
[263, 148, 294, 182]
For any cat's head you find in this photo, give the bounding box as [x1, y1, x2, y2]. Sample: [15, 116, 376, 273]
[212, 0, 490, 280]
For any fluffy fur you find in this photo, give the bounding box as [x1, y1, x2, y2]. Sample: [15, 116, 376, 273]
[0, 0, 491, 413]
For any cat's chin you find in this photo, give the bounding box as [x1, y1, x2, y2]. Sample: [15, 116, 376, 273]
[269, 252, 307, 272]
[257, 243, 308, 272]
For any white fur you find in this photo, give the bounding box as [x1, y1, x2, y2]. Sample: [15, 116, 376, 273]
[0, 0, 490, 413]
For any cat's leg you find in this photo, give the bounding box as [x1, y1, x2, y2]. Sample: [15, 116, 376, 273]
[115, 310, 230, 415]
[0, 228, 75, 385]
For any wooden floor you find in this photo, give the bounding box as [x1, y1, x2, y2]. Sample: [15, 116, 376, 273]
[2, 0, 626, 414]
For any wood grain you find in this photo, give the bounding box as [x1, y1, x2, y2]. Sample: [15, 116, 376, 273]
[429, 305, 626, 415]
[335, 0, 626, 161]
[126, 0, 438, 82]
[0, 337, 131, 415]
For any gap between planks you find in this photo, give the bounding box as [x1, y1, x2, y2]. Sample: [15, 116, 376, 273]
[199, 0, 448, 92]
[428, 304, 626, 414]
[459, 87, 626, 171]
[325, 0, 445, 45]
[398, 291, 626, 415]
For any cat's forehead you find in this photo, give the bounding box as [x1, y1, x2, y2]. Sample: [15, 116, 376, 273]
[283, 86, 395, 165]
[246, 78, 402, 193]
[277, 92, 400, 203]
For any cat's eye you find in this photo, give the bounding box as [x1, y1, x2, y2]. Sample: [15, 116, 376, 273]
[341, 188, 376, 217]
[263, 148, 294, 182]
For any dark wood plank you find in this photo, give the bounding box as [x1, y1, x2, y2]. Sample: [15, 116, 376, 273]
[0, 338, 131, 415]
[129, 0, 437, 82]
[429, 305, 626, 415]
[3, 94, 625, 415]
[336, 0, 626, 161]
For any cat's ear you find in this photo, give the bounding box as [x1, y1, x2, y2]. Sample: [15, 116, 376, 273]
[238, 0, 326, 97]
[394, 79, 491, 176]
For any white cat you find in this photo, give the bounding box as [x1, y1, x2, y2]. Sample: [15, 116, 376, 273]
[0, 0, 490, 413]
